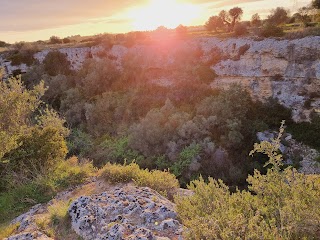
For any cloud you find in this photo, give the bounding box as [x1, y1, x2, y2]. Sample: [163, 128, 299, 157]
[182, 0, 262, 5]
[0, 0, 146, 31]
[208, 0, 264, 9]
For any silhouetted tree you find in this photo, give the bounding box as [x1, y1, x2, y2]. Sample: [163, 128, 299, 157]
[205, 16, 224, 32]
[218, 7, 243, 31]
[219, 10, 232, 31]
[229, 7, 244, 29]
[251, 13, 262, 27]
[297, 7, 312, 26]
[267, 7, 289, 25]
[0, 41, 7, 48]
[175, 25, 188, 37]
[49, 36, 63, 44]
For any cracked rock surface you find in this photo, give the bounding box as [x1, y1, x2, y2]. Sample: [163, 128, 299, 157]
[68, 185, 183, 240]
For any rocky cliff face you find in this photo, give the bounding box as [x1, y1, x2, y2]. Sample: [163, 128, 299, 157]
[1, 36, 319, 121]
[202, 37, 320, 122]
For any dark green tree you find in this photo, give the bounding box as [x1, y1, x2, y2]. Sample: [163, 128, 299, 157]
[205, 16, 224, 32]
[43, 51, 71, 76]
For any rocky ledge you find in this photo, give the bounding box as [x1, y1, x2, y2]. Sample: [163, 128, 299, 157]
[5, 184, 184, 240]
[68, 186, 183, 240]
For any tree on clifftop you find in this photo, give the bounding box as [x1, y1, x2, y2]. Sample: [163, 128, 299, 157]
[251, 13, 262, 27]
[205, 16, 224, 32]
[218, 7, 243, 31]
[229, 7, 244, 29]
[267, 7, 289, 25]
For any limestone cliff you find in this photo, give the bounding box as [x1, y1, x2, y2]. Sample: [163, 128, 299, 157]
[1, 36, 319, 121]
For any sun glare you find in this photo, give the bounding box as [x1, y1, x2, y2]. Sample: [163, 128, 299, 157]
[127, 0, 201, 31]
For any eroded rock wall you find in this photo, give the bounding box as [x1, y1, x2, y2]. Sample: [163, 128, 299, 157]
[1, 36, 319, 121]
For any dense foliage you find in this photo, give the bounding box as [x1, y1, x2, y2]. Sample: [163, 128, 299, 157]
[176, 123, 320, 239]
[0, 76, 94, 223]
[19, 49, 316, 188]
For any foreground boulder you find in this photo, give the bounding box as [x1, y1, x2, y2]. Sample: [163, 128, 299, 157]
[68, 185, 183, 240]
[5, 231, 53, 240]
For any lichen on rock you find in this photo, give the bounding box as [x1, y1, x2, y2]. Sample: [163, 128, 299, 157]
[68, 185, 183, 240]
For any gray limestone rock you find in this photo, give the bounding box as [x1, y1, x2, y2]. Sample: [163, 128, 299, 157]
[68, 186, 183, 240]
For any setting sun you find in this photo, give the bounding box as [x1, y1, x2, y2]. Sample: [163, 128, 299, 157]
[127, 0, 202, 30]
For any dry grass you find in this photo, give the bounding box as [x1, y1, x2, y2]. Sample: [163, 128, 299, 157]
[99, 162, 179, 198]
[0, 222, 20, 239]
[34, 200, 76, 239]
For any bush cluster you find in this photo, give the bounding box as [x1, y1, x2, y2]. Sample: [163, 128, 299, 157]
[176, 124, 320, 239]
[258, 24, 285, 37]
[100, 162, 179, 197]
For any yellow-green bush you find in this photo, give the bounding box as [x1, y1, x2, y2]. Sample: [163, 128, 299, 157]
[35, 200, 72, 238]
[175, 123, 320, 239]
[51, 157, 96, 190]
[134, 168, 179, 197]
[100, 162, 179, 197]
[99, 162, 140, 183]
[0, 223, 20, 239]
[48, 200, 70, 225]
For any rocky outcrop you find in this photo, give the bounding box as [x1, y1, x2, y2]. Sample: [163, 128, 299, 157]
[4, 204, 52, 240]
[68, 185, 183, 240]
[203, 37, 320, 122]
[34, 46, 104, 70]
[5, 231, 53, 240]
[4, 181, 184, 240]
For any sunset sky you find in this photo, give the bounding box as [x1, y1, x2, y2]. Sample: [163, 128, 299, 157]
[0, 0, 311, 43]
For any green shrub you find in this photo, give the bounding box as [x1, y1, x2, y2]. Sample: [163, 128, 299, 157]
[3, 108, 69, 185]
[100, 162, 179, 197]
[259, 24, 285, 38]
[134, 168, 179, 197]
[100, 162, 140, 183]
[43, 51, 71, 76]
[8, 49, 37, 66]
[0, 180, 54, 223]
[0, 41, 8, 48]
[287, 115, 320, 151]
[48, 200, 70, 225]
[194, 65, 217, 84]
[51, 157, 95, 190]
[171, 144, 201, 177]
[234, 23, 248, 36]
[0, 157, 94, 224]
[49, 36, 63, 44]
[176, 122, 320, 239]
[92, 136, 144, 167]
[35, 199, 73, 238]
[67, 128, 94, 157]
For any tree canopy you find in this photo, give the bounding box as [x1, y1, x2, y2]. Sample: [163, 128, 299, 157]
[205, 16, 224, 32]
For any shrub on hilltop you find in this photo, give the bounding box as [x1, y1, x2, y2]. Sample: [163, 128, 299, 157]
[258, 24, 285, 37]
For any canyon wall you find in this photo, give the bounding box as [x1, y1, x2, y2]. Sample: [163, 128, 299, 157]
[1, 36, 319, 121]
